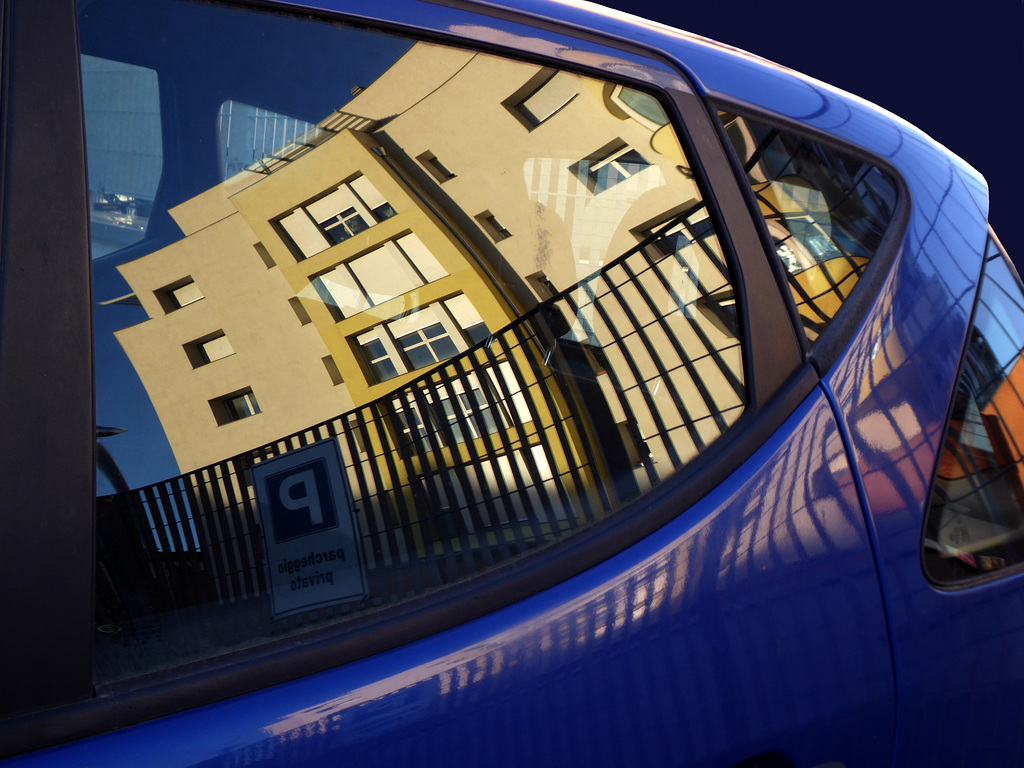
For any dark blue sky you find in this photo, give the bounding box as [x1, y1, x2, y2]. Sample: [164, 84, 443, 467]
[599, 0, 1022, 266]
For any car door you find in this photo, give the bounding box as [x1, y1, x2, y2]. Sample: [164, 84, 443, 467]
[831, 223, 1024, 767]
[1, 1, 898, 765]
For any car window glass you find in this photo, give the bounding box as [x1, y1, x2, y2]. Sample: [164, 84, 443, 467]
[923, 236, 1024, 584]
[218, 101, 319, 179]
[82, 0, 748, 681]
[82, 55, 162, 256]
[718, 111, 897, 345]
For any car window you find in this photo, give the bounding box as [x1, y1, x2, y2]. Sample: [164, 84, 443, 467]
[718, 111, 898, 345]
[218, 101, 319, 180]
[923, 235, 1024, 585]
[81, 55, 161, 256]
[83, 0, 748, 681]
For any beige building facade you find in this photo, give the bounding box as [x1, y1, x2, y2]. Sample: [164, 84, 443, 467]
[113, 39, 742, 494]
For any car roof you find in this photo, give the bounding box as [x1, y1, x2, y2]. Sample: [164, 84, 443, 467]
[298, 0, 991, 220]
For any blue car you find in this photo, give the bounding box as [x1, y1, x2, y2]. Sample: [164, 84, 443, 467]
[1, 0, 1021, 765]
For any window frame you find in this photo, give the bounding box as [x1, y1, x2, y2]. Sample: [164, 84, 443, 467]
[708, 98, 911, 377]
[0, 0, 819, 754]
[0, 0, 96, 723]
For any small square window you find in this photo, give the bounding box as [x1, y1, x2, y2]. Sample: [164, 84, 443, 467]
[288, 296, 312, 325]
[477, 212, 512, 242]
[253, 242, 276, 269]
[184, 331, 234, 368]
[511, 72, 577, 128]
[278, 177, 396, 259]
[418, 151, 456, 183]
[359, 337, 401, 383]
[322, 207, 369, 244]
[172, 282, 204, 307]
[370, 202, 396, 222]
[211, 389, 260, 425]
[397, 322, 459, 369]
[576, 144, 650, 194]
[156, 278, 204, 313]
[322, 355, 344, 386]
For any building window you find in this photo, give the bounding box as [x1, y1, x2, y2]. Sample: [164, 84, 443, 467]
[642, 216, 716, 263]
[288, 296, 312, 325]
[396, 322, 460, 369]
[321, 206, 369, 245]
[441, 387, 501, 443]
[358, 335, 403, 383]
[171, 281, 204, 308]
[184, 331, 234, 369]
[391, 397, 429, 441]
[322, 355, 344, 386]
[350, 174, 396, 222]
[156, 278, 203, 313]
[391, 375, 506, 448]
[575, 142, 651, 194]
[510, 70, 577, 128]
[418, 151, 456, 183]
[639, 212, 738, 336]
[608, 85, 669, 131]
[312, 234, 447, 320]
[277, 175, 396, 259]
[477, 212, 512, 242]
[253, 242, 275, 269]
[443, 294, 488, 345]
[211, 389, 260, 425]
[355, 297, 489, 384]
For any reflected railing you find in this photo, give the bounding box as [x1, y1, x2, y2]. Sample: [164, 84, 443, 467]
[95, 214, 744, 681]
[924, 238, 1024, 582]
[718, 112, 897, 345]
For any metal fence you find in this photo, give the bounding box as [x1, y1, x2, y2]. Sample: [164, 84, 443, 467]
[95, 217, 745, 680]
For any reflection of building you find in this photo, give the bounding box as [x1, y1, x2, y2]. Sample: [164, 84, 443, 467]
[114, 41, 737, 477]
[232, 128, 515, 409]
[82, 56, 162, 256]
[98, 40, 750, 677]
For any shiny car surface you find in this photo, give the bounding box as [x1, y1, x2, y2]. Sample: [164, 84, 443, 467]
[0, 1, 1020, 766]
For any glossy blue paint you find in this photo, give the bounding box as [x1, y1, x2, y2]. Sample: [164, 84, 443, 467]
[11, 390, 894, 767]
[4, 0, 1013, 762]
[277, 0, 693, 92]
[825, 152, 1024, 763]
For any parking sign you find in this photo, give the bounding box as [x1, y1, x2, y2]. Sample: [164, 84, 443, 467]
[251, 439, 367, 617]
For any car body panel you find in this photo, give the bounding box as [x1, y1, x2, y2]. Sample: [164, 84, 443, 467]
[825, 177, 1024, 764]
[1, 0, 1019, 764]
[10, 389, 895, 768]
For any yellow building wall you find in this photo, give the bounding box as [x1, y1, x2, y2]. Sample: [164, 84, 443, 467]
[230, 128, 520, 406]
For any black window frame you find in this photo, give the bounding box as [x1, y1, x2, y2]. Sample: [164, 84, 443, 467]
[0, 0, 821, 755]
[707, 98, 911, 377]
[0, 0, 96, 723]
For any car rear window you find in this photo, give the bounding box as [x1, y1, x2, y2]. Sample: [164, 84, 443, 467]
[718, 111, 898, 346]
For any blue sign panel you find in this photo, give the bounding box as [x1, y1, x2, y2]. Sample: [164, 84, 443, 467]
[251, 439, 367, 617]
[265, 459, 338, 543]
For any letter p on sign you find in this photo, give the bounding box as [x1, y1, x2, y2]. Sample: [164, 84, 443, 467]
[279, 469, 324, 526]
[266, 459, 339, 543]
